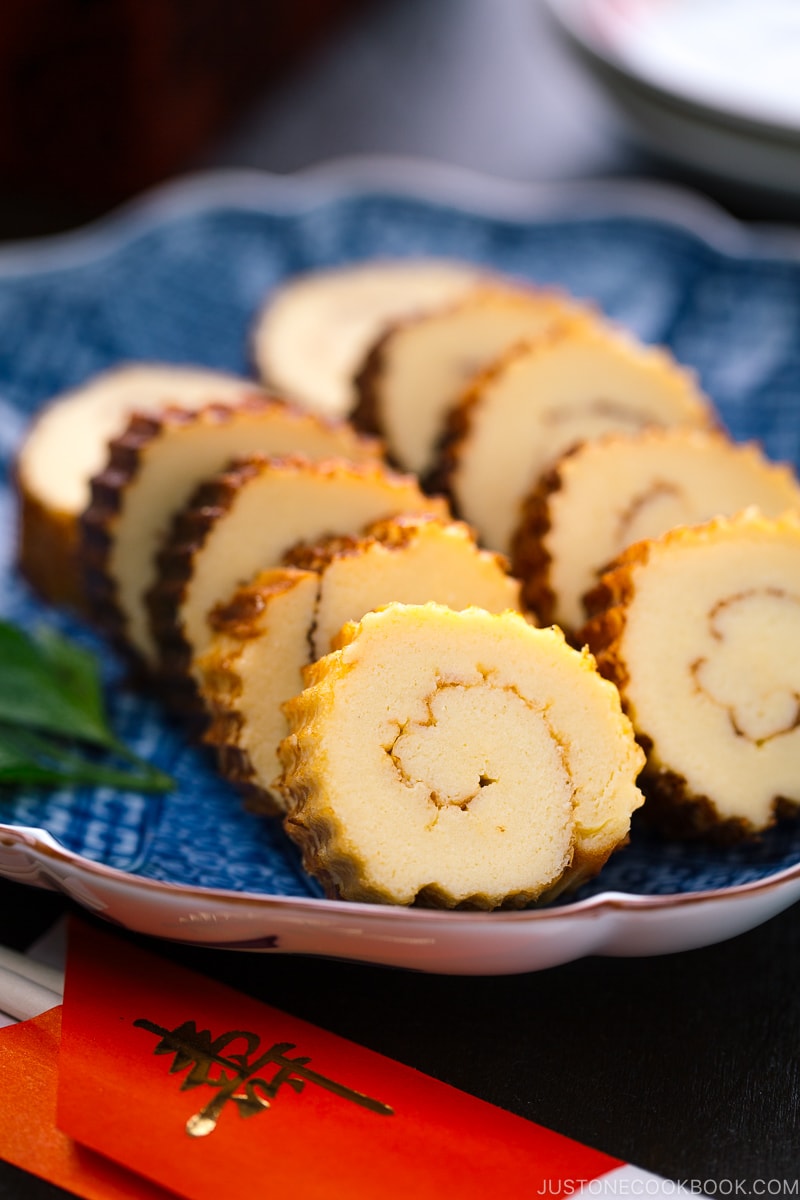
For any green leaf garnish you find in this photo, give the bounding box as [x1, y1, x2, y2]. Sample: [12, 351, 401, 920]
[0, 620, 173, 794]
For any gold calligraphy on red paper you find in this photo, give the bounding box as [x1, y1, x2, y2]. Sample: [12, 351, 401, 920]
[134, 1017, 393, 1136]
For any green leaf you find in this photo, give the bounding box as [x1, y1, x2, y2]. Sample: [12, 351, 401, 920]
[0, 621, 113, 746]
[36, 625, 112, 742]
[0, 723, 173, 793]
[0, 729, 70, 786]
[0, 620, 174, 794]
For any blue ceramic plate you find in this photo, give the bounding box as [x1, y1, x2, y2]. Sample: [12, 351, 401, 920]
[0, 161, 798, 973]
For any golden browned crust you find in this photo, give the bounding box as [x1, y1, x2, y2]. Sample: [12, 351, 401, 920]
[424, 338, 536, 502]
[581, 534, 652, 611]
[149, 454, 446, 712]
[431, 319, 724, 561]
[202, 515, 517, 813]
[422, 372, 484, 505]
[252, 259, 491, 418]
[207, 574, 295, 640]
[280, 714, 347, 901]
[202, 689, 256, 797]
[635, 765, 757, 842]
[13, 367, 262, 614]
[509, 461, 564, 625]
[283, 532, 365, 573]
[278, 604, 644, 906]
[350, 332, 387, 446]
[367, 513, 522, 615]
[353, 285, 568, 484]
[80, 395, 282, 659]
[146, 455, 268, 707]
[82, 409, 174, 650]
[353, 331, 459, 490]
[365, 511, 464, 551]
[350, 292, 503, 456]
[80, 393, 384, 665]
[284, 513, 499, 574]
[16, 475, 86, 611]
[579, 546, 648, 695]
[201, 570, 308, 816]
[578, 519, 799, 842]
[281, 797, 343, 902]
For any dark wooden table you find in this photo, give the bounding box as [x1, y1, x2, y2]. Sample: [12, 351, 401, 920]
[0, 2, 797, 1194]
[1, 875, 798, 1194]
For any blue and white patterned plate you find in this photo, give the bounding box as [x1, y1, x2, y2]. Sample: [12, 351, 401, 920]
[0, 160, 799, 974]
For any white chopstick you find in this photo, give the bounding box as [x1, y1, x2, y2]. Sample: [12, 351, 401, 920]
[0, 944, 64, 994]
[0, 945, 64, 1023]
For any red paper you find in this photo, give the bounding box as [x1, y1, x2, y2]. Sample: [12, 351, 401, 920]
[0, 1005, 176, 1199]
[56, 920, 621, 1200]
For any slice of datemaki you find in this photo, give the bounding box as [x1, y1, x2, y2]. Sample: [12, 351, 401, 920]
[15, 363, 260, 609]
[352, 284, 581, 477]
[251, 258, 485, 418]
[277, 603, 644, 908]
[293, 513, 525, 659]
[198, 567, 320, 814]
[197, 515, 523, 812]
[512, 428, 800, 636]
[581, 509, 800, 839]
[81, 395, 381, 668]
[149, 455, 448, 704]
[436, 313, 717, 555]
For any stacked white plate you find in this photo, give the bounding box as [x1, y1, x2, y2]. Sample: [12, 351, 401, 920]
[545, 0, 800, 198]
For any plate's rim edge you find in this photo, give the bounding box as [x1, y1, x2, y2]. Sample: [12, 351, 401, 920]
[3, 823, 800, 925]
[0, 158, 799, 284]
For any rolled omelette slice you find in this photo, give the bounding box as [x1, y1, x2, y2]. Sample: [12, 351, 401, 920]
[16, 363, 260, 609]
[581, 509, 800, 838]
[197, 515, 523, 813]
[82, 395, 381, 666]
[277, 603, 645, 908]
[512, 428, 800, 635]
[149, 455, 449, 692]
[251, 258, 486, 418]
[437, 312, 717, 555]
[352, 283, 582, 477]
[198, 567, 320, 814]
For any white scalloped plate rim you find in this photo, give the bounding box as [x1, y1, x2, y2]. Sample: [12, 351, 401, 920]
[2, 823, 800, 974]
[1, 157, 799, 974]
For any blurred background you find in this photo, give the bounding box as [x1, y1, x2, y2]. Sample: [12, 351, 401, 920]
[2, 0, 796, 243]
